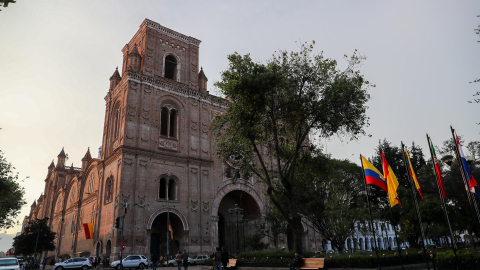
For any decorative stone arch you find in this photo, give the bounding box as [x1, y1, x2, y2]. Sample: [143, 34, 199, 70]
[147, 208, 189, 231]
[162, 52, 181, 82]
[211, 183, 264, 216]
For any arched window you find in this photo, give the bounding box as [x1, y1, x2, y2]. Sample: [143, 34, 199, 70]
[160, 106, 178, 139]
[70, 186, 76, 205]
[158, 178, 176, 200]
[164, 55, 177, 80]
[104, 177, 113, 204]
[160, 107, 169, 136]
[112, 105, 121, 140]
[168, 179, 176, 200]
[169, 109, 177, 138]
[159, 178, 167, 199]
[88, 174, 95, 194]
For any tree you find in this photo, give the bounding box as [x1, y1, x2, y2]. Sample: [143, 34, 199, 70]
[257, 206, 287, 247]
[214, 42, 372, 255]
[12, 218, 56, 256]
[299, 157, 367, 252]
[0, 150, 26, 230]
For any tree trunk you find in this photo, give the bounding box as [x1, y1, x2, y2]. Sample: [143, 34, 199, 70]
[293, 216, 304, 255]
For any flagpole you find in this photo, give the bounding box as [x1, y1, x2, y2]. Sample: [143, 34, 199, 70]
[400, 142, 430, 270]
[167, 182, 170, 257]
[426, 134, 459, 269]
[381, 150, 404, 270]
[359, 155, 381, 270]
[450, 126, 480, 249]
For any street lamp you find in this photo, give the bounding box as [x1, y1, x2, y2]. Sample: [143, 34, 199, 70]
[239, 218, 249, 251]
[228, 204, 243, 254]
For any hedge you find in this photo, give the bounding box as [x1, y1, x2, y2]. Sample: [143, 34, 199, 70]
[207, 249, 480, 269]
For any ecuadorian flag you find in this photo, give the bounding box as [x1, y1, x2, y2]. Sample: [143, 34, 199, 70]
[362, 155, 387, 192]
[83, 223, 94, 239]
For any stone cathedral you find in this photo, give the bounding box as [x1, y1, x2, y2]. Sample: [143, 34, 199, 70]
[25, 19, 321, 260]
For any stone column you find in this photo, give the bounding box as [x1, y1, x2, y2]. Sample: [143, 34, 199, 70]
[211, 216, 219, 249]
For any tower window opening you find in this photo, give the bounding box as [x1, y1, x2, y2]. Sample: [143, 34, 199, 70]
[169, 109, 177, 138]
[160, 107, 169, 136]
[165, 55, 177, 80]
[160, 106, 178, 140]
[168, 179, 176, 200]
[159, 178, 167, 199]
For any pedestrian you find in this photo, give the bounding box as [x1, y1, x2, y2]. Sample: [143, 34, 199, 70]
[102, 257, 107, 269]
[22, 260, 27, 270]
[106, 257, 109, 268]
[151, 253, 158, 270]
[181, 250, 188, 270]
[42, 258, 47, 270]
[213, 247, 222, 270]
[49, 258, 55, 270]
[159, 255, 163, 268]
[221, 247, 229, 270]
[288, 253, 302, 270]
[175, 251, 182, 270]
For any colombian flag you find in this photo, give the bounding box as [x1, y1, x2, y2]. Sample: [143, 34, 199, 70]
[362, 155, 387, 192]
[405, 147, 423, 199]
[83, 223, 94, 239]
[382, 152, 401, 207]
[168, 220, 173, 239]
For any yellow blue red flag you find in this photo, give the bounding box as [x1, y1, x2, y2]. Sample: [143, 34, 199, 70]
[361, 155, 387, 192]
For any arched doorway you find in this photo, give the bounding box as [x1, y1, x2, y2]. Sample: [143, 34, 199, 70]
[150, 212, 185, 257]
[106, 240, 111, 260]
[96, 242, 101, 257]
[217, 190, 262, 253]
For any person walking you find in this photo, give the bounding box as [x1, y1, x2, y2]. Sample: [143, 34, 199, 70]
[213, 247, 222, 270]
[49, 258, 55, 270]
[42, 258, 47, 270]
[221, 247, 229, 270]
[151, 253, 158, 270]
[159, 255, 163, 268]
[181, 250, 188, 270]
[102, 257, 107, 269]
[175, 251, 182, 270]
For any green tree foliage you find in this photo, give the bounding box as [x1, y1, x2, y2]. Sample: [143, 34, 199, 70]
[245, 233, 269, 251]
[298, 155, 366, 252]
[257, 206, 287, 247]
[213, 42, 372, 255]
[0, 150, 26, 230]
[13, 218, 56, 256]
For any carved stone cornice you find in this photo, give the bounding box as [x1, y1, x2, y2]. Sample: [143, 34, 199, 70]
[126, 73, 229, 108]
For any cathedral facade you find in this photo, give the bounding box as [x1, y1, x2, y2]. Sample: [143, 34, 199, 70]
[25, 19, 321, 260]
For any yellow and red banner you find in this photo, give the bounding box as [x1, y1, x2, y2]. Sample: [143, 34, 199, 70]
[382, 152, 401, 207]
[168, 220, 173, 239]
[405, 147, 423, 199]
[83, 223, 93, 239]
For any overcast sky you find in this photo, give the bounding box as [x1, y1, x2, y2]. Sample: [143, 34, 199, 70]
[1, 0, 479, 251]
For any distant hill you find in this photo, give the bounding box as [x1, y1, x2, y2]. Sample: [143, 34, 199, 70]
[0, 233, 14, 253]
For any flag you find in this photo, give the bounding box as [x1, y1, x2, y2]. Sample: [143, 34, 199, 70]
[455, 135, 480, 198]
[429, 138, 446, 198]
[381, 152, 401, 207]
[168, 220, 173, 239]
[405, 147, 423, 199]
[83, 223, 93, 239]
[361, 155, 387, 192]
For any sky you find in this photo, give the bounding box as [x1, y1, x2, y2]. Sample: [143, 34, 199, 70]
[0, 0, 479, 251]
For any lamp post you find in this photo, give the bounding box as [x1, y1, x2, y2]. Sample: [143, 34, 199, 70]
[228, 204, 243, 254]
[239, 218, 248, 251]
